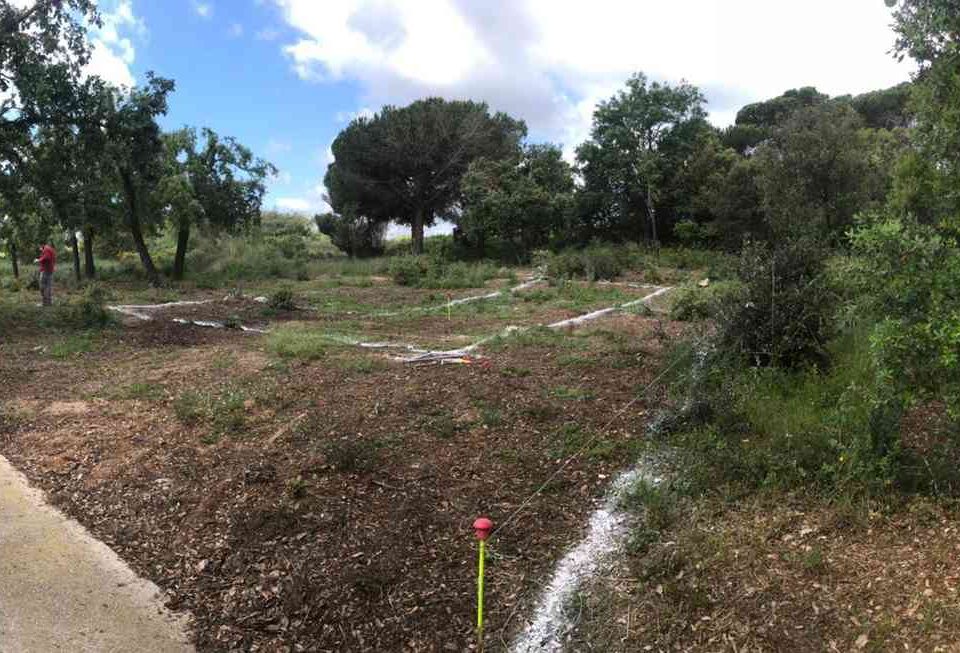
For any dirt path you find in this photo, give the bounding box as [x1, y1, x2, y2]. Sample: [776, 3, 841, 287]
[0, 455, 194, 653]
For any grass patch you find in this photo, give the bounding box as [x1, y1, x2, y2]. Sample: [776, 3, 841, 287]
[49, 333, 95, 359]
[266, 325, 346, 360]
[118, 382, 164, 401]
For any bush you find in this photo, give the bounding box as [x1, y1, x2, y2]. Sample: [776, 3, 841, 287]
[389, 256, 428, 286]
[664, 333, 901, 497]
[669, 281, 742, 322]
[542, 244, 629, 282]
[716, 239, 833, 368]
[849, 215, 960, 414]
[63, 284, 115, 329]
[269, 287, 296, 311]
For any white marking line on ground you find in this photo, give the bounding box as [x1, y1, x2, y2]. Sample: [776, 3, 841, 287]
[511, 465, 662, 653]
[170, 318, 268, 334]
[108, 300, 214, 321]
[389, 286, 673, 364]
[374, 277, 544, 317]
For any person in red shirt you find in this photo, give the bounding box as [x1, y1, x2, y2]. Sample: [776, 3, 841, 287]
[35, 243, 56, 306]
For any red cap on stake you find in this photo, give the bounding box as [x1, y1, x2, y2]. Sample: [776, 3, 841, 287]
[473, 517, 493, 541]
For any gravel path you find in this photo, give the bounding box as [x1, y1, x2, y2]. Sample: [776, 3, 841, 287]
[0, 455, 194, 653]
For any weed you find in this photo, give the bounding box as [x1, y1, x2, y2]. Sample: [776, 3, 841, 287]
[422, 412, 458, 439]
[267, 326, 336, 360]
[211, 388, 247, 435]
[286, 475, 307, 499]
[120, 382, 163, 401]
[269, 287, 297, 311]
[173, 390, 205, 424]
[324, 438, 380, 473]
[335, 356, 388, 374]
[479, 407, 502, 428]
[800, 546, 827, 574]
[620, 479, 678, 532]
[49, 333, 94, 359]
[523, 402, 560, 423]
[500, 366, 531, 378]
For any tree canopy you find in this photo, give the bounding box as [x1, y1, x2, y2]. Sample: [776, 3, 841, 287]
[324, 97, 526, 254]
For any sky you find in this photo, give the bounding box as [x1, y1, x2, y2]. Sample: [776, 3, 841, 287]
[87, 0, 915, 223]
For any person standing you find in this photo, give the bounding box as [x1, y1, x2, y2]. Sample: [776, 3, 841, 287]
[35, 242, 56, 306]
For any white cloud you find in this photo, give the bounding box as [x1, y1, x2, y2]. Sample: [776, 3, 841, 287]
[271, 0, 915, 150]
[229, 23, 244, 38]
[193, 2, 212, 19]
[84, 1, 144, 88]
[276, 197, 311, 212]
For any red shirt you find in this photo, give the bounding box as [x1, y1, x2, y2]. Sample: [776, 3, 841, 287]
[38, 245, 56, 273]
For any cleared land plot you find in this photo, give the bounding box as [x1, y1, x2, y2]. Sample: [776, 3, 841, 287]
[0, 276, 684, 652]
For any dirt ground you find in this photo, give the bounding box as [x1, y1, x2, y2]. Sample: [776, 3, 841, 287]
[0, 282, 684, 652]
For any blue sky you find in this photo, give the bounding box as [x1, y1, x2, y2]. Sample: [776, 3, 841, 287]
[90, 0, 915, 223]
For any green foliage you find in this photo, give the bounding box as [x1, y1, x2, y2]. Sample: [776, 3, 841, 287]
[716, 239, 833, 369]
[669, 281, 741, 322]
[388, 255, 499, 289]
[266, 326, 337, 361]
[315, 208, 386, 257]
[849, 214, 960, 413]
[325, 97, 526, 253]
[269, 287, 296, 311]
[173, 390, 204, 423]
[666, 333, 901, 497]
[63, 283, 114, 329]
[541, 244, 629, 281]
[575, 72, 709, 244]
[458, 144, 575, 258]
[755, 103, 895, 241]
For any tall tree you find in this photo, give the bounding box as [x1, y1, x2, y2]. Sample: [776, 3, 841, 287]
[893, 0, 960, 220]
[576, 73, 708, 245]
[325, 98, 526, 254]
[458, 143, 574, 257]
[754, 103, 896, 241]
[161, 127, 274, 279]
[102, 74, 175, 286]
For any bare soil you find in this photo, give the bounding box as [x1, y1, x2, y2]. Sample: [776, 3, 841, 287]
[0, 289, 680, 652]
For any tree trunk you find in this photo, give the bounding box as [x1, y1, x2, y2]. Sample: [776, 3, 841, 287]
[8, 241, 18, 279]
[82, 227, 96, 279]
[645, 183, 659, 255]
[70, 231, 81, 282]
[173, 220, 190, 281]
[411, 208, 425, 255]
[120, 169, 162, 286]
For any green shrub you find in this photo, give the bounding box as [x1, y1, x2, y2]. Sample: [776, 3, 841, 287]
[716, 239, 833, 369]
[63, 284, 115, 329]
[669, 281, 742, 321]
[269, 287, 296, 311]
[389, 256, 428, 286]
[850, 215, 960, 414]
[173, 390, 204, 423]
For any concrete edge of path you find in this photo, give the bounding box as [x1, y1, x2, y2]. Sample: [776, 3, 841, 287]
[0, 454, 195, 653]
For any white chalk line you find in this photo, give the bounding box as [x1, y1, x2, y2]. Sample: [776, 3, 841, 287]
[511, 464, 664, 653]
[372, 277, 544, 318]
[388, 286, 673, 364]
